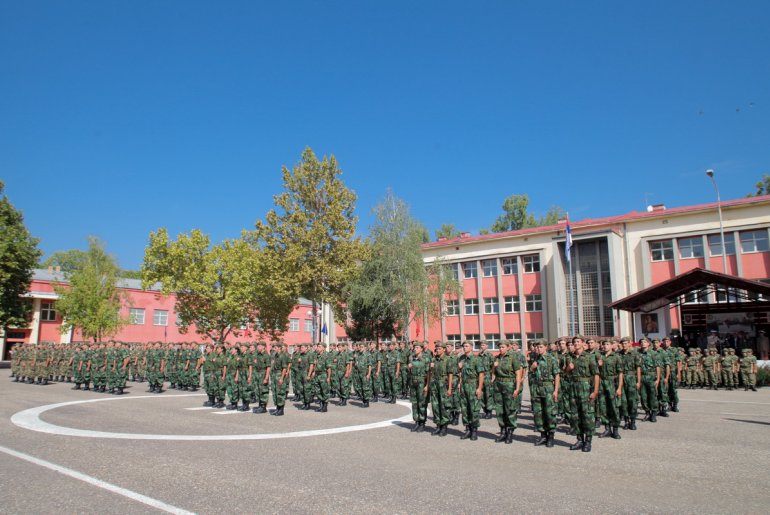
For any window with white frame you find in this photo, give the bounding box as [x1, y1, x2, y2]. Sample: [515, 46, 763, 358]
[708, 233, 736, 256]
[465, 334, 480, 350]
[304, 319, 314, 332]
[526, 332, 544, 340]
[464, 298, 479, 315]
[445, 299, 459, 316]
[650, 240, 674, 261]
[336, 337, 349, 343]
[505, 333, 522, 343]
[447, 334, 461, 345]
[484, 297, 499, 314]
[463, 261, 478, 279]
[716, 288, 741, 303]
[502, 257, 518, 275]
[740, 230, 769, 253]
[484, 333, 500, 349]
[684, 289, 707, 304]
[678, 237, 704, 259]
[40, 301, 57, 322]
[449, 263, 460, 280]
[129, 308, 145, 325]
[153, 309, 168, 326]
[523, 255, 540, 273]
[503, 296, 520, 313]
[482, 259, 498, 277]
[525, 294, 543, 312]
[289, 318, 300, 331]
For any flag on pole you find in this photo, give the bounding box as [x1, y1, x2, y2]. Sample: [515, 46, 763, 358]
[565, 215, 573, 263]
[321, 323, 328, 335]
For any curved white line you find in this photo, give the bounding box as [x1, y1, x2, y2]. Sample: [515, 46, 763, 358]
[11, 394, 413, 441]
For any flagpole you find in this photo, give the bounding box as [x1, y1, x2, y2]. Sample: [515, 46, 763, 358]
[566, 215, 576, 336]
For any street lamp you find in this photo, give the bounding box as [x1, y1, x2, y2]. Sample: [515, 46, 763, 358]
[706, 169, 728, 273]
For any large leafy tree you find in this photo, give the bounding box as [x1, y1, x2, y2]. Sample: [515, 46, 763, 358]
[254, 147, 365, 342]
[0, 180, 42, 329]
[142, 228, 295, 343]
[435, 223, 461, 240]
[747, 173, 770, 197]
[345, 190, 461, 340]
[54, 237, 127, 342]
[487, 194, 566, 234]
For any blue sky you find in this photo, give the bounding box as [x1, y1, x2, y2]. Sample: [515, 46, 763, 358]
[2, 1, 768, 270]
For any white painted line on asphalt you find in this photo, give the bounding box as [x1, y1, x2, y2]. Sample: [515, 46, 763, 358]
[11, 395, 413, 441]
[212, 410, 245, 415]
[0, 444, 195, 515]
[184, 407, 215, 411]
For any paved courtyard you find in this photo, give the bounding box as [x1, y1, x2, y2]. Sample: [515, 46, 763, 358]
[1, 378, 768, 514]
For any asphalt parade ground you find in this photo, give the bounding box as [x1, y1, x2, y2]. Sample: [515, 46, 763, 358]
[1, 379, 769, 514]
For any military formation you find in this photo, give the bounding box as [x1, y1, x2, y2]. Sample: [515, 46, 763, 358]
[9, 336, 763, 453]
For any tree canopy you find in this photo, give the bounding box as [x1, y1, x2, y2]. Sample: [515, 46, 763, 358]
[435, 223, 461, 240]
[54, 237, 127, 341]
[747, 173, 770, 197]
[487, 194, 566, 234]
[253, 148, 365, 339]
[0, 180, 42, 329]
[142, 228, 295, 343]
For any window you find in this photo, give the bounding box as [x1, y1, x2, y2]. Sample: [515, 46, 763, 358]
[502, 257, 518, 275]
[483, 297, 499, 314]
[445, 299, 459, 316]
[465, 334, 480, 350]
[336, 337, 349, 343]
[650, 240, 674, 261]
[484, 334, 500, 349]
[708, 234, 735, 256]
[740, 230, 769, 253]
[526, 332, 544, 341]
[464, 298, 479, 315]
[684, 289, 707, 304]
[482, 259, 497, 277]
[503, 296, 520, 313]
[523, 255, 540, 273]
[449, 263, 460, 280]
[289, 318, 300, 331]
[505, 333, 522, 343]
[525, 294, 542, 312]
[463, 262, 478, 279]
[129, 308, 145, 325]
[153, 309, 168, 326]
[40, 302, 56, 322]
[716, 288, 741, 303]
[447, 334, 461, 345]
[304, 319, 314, 333]
[678, 237, 704, 259]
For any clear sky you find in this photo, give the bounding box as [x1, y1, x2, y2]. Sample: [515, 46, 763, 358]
[2, 1, 768, 270]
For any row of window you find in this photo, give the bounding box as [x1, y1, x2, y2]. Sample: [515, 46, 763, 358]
[129, 308, 169, 326]
[651, 231, 769, 262]
[288, 318, 316, 332]
[684, 287, 766, 304]
[451, 255, 541, 279]
[446, 332, 545, 350]
[446, 294, 542, 315]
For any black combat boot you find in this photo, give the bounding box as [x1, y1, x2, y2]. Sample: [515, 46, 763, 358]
[226, 402, 238, 410]
[303, 403, 311, 410]
[650, 412, 657, 423]
[671, 403, 679, 412]
[115, 387, 124, 395]
[215, 399, 225, 408]
[439, 425, 448, 437]
[751, 386, 757, 391]
[629, 418, 637, 430]
[611, 426, 621, 440]
[253, 403, 267, 414]
[546, 431, 555, 448]
[569, 435, 584, 451]
[469, 428, 478, 441]
[99, 385, 106, 393]
[238, 402, 250, 412]
[390, 395, 396, 404]
[372, 394, 378, 403]
[319, 402, 328, 413]
[83, 384, 90, 391]
[598, 424, 611, 438]
[504, 428, 514, 444]
[451, 413, 459, 426]
[432, 424, 443, 436]
[460, 426, 472, 440]
[73, 384, 81, 390]
[340, 398, 347, 406]
[595, 419, 601, 429]
[203, 396, 215, 407]
[416, 422, 425, 433]
[484, 410, 493, 420]
[658, 408, 669, 417]
[642, 411, 651, 422]
[582, 436, 592, 452]
[362, 400, 369, 408]
[169, 383, 176, 390]
[147, 385, 156, 393]
[273, 406, 284, 416]
[495, 428, 508, 443]
[411, 422, 420, 432]
[534, 431, 548, 446]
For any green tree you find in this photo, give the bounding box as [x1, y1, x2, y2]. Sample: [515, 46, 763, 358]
[345, 190, 461, 340]
[0, 180, 42, 329]
[435, 223, 461, 240]
[748, 173, 770, 197]
[54, 237, 127, 342]
[254, 148, 365, 342]
[42, 249, 87, 273]
[488, 194, 566, 233]
[142, 228, 296, 343]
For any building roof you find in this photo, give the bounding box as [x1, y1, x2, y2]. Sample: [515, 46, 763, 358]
[33, 269, 162, 291]
[422, 194, 770, 249]
[608, 268, 770, 313]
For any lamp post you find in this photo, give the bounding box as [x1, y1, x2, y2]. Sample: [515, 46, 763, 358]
[706, 169, 728, 274]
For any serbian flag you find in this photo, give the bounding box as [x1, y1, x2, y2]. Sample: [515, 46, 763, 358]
[565, 215, 573, 263]
[321, 323, 328, 335]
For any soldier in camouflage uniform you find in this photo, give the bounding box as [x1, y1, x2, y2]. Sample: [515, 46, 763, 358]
[398, 341, 410, 399]
[663, 337, 682, 411]
[477, 341, 495, 419]
[597, 339, 623, 439]
[740, 348, 758, 391]
[336, 342, 353, 405]
[722, 347, 739, 390]
[312, 343, 331, 413]
[653, 339, 670, 417]
[566, 336, 600, 452]
[352, 342, 372, 407]
[408, 341, 430, 432]
[428, 342, 452, 436]
[445, 342, 461, 426]
[529, 339, 560, 448]
[703, 348, 719, 390]
[619, 337, 641, 430]
[383, 341, 401, 403]
[492, 340, 523, 444]
[457, 341, 486, 441]
[201, 343, 218, 406]
[638, 339, 660, 423]
[270, 342, 290, 416]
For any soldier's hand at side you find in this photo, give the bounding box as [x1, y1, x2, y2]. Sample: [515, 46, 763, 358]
[423, 385, 428, 394]
[568, 363, 575, 371]
[278, 378, 283, 385]
[475, 388, 482, 399]
[530, 362, 538, 370]
[636, 381, 641, 389]
[589, 392, 597, 401]
[430, 362, 434, 369]
[513, 389, 520, 400]
[447, 388, 452, 396]
[407, 363, 413, 369]
[552, 391, 558, 402]
[615, 388, 622, 398]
